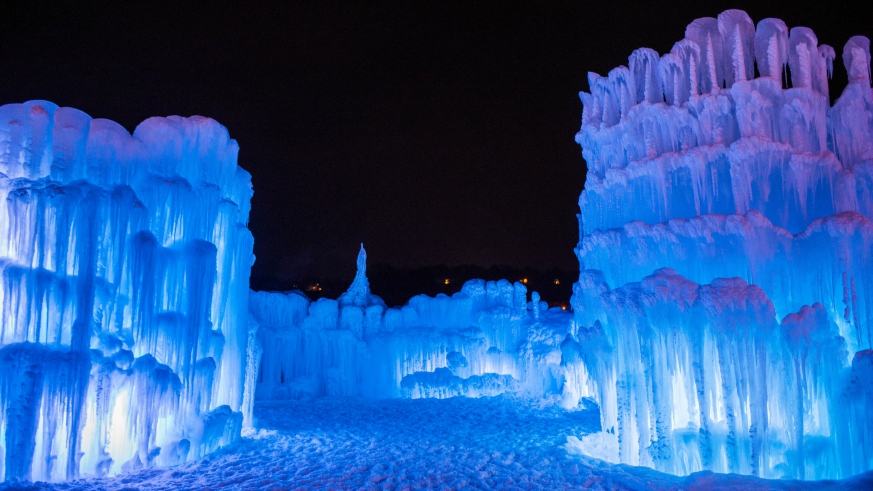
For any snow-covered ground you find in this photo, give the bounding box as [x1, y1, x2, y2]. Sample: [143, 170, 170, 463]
[3, 396, 871, 490]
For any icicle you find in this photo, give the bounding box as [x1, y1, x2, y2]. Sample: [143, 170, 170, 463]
[629, 48, 663, 104]
[659, 53, 684, 106]
[789, 27, 819, 89]
[717, 10, 755, 86]
[671, 39, 701, 100]
[686, 17, 724, 92]
[755, 18, 789, 83]
[843, 36, 872, 86]
[819, 45, 836, 80]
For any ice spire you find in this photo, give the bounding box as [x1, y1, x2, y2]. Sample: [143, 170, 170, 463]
[754, 18, 788, 83]
[531, 291, 541, 321]
[718, 9, 755, 85]
[356, 243, 367, 276]
[629, 48, 662, 104]
[338, 243, 383, 308]
[351, 243, 370, 293]
[685, 17, 723, 93]
[843, 35, 872, 85]
[789, 27, 821, 90]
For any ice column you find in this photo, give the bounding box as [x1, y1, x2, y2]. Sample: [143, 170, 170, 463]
[571, 10, 873, 480]
[0, 101, 256, 482]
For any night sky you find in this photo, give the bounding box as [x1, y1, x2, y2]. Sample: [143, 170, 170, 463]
[2, 1, 871, 288]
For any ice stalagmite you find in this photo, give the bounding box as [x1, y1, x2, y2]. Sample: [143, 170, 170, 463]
[0, 101, 256, 482]
[571, 10, 873, 480]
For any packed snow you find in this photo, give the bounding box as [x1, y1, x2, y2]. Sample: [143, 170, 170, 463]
[2, 396, 872, 490]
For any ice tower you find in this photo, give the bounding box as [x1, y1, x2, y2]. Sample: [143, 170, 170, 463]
[570, 10, 873, 480]
[0, 101, 256, 482]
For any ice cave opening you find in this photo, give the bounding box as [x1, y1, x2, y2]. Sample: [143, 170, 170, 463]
[1, 8, 873, 489]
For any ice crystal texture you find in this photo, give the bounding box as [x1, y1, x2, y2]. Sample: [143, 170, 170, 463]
[4, 7, 871, 486]
[570, 9, 873, 480]
[252, 245, 573, 401]
[0, 101, 257, 482]
[251, 9, 873, 482]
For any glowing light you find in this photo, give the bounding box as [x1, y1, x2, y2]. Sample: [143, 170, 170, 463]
[0, 101, 256, 482]
[569, 13, 873, 481]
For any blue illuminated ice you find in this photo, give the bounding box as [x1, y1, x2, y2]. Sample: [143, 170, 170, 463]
[3, 7, 873, 488]
[249, 9, 873, 483]
[0, 102, 257, 482]
[569, 9, 873, 480]
[252, 244, 573, 401]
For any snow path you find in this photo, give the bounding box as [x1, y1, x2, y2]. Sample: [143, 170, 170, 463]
[2, 396, 871, 490]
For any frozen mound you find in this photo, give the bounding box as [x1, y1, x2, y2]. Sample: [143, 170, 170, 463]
[0, 101, 257, 482]
[570, 10, 873, 480]
[251, 246, 575, 401]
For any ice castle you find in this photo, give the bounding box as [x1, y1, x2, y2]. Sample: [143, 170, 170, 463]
[0, 102, 256, 481]
[1, 8, 871, 485]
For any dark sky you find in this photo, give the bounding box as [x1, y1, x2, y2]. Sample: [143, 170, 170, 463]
[2, 1, 871, 286]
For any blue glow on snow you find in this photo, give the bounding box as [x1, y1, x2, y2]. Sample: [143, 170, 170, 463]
[1, 8, 872, 486]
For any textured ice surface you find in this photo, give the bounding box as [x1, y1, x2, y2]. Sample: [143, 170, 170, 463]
[2, 396, 870, 491]
[252, 245, 574, 401]
[0, 101, 256, 482]
[5, 6, 872, 487]
[250, 26, 873, 476]
[571, 9, 873, 480]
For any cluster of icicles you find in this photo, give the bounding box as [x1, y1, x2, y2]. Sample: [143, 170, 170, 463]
[0, 101, 258, 482]
[570, 9, 873, 480]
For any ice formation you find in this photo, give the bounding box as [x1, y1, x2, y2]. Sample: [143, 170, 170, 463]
[252, 245, 574, 401]
[5, 7, 870, 487]
[251, 11, 873, 482]
[0, 101, 256, 482]
[570, 9, 873, 480]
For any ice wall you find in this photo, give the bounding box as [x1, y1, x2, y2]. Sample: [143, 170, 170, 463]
[571, 10, 873, 480]
[252, 246, 575, 402]
[0, 101, 256, 482]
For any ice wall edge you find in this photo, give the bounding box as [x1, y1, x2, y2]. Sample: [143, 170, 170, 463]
[0, 101, 257, 482]
[572, 9, 873, 480]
